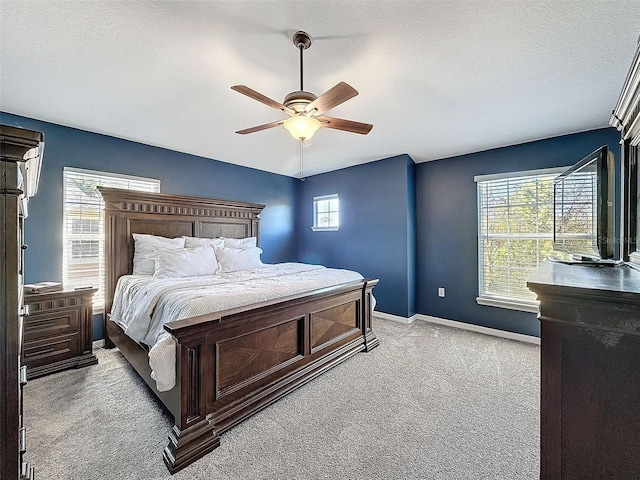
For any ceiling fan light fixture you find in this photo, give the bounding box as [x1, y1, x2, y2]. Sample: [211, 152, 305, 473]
[231, 30, 372, 144]
[283, 116, 321, 141]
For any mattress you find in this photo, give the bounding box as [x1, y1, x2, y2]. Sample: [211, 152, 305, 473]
[110, 263, 368, 391]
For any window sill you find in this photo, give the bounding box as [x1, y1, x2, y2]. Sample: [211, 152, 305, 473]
[311, 226, 339, 231]
[476, 296, 539, 313]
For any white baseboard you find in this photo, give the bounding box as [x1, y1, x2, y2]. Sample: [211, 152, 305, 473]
[373, 311, 418, 324]
[416, 314, 540, 345]
[373, 311, 540, 345]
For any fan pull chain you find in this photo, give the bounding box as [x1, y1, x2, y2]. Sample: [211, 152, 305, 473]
[299, 139, 304, 178]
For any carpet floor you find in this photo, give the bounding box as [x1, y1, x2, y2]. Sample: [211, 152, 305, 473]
[23, 318, 540, 479]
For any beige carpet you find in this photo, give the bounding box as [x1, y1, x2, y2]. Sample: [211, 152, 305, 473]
[23, 318, 540, 479]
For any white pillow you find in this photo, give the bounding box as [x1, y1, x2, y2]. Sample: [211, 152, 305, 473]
[132, 234, 185, 275]
[215, 246, 263, 273]
[183, 236, 225, 249]
[152, 246, 218, 279]
[222, 236, 257, 249]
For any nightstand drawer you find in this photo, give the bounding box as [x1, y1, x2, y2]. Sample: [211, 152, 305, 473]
[23, 287, 98, 378]
[23, 309, 79, 342]
[23, 334, 79, 368]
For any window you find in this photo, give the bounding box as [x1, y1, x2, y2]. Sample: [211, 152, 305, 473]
[475, 167, 566, 312]
[312, 194, 339, 231]
[63, 167, 160, 311]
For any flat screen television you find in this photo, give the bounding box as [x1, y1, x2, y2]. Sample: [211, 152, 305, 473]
[553, 146, 615, 260]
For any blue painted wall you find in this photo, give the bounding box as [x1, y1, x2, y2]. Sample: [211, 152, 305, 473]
[416, 127, 621, 337]
[3, 111, 622, 340]
[1, 112, 299, 339]
[297, 154, 416, 318]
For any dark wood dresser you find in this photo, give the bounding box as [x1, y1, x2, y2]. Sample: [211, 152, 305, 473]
[23, 288, 98, 379]
[1, 125, 44, 480]
[528, 261, 640, 480]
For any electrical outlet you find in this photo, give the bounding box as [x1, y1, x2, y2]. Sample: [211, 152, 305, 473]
[438, 287, 445, 298]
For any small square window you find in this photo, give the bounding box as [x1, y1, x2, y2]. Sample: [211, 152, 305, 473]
[312, 194, 339, 231]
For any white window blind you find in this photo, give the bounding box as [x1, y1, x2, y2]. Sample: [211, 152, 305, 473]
[476, 168, 565, 310]
[312, 194, 339, 231]
[63, 168, 160, 311]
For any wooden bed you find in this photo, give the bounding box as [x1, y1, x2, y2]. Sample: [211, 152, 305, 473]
[98, 187, 379, 474]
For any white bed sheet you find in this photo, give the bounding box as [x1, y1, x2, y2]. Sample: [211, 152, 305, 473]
[110, 263, 367, 391]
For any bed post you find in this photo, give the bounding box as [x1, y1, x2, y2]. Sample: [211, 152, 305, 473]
[100, 188, 122, 349]
[362, 278, 380, 352]
[163, 336, 220, 474]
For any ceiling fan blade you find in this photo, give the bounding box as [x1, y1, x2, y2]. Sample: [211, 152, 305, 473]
[231, 85, 295, 116]
[235, 120, 284, 135]
[305, 82, 358, 116]
[317, 116, 373, 135]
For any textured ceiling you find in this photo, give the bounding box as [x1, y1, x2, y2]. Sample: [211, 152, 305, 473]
[1, 1, 639, 177]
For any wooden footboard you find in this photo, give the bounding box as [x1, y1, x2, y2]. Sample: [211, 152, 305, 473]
[107, 277, 378, 473]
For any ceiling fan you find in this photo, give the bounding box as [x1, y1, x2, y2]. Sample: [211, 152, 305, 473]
[231, 31, 373, 141]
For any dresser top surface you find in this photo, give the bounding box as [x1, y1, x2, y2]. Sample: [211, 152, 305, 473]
[528, 260, 640, 298]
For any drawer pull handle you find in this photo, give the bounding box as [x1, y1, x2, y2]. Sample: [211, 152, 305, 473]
[20, 365, 27, 386]
[20, 426, 26, 453]
[21, 244, 28, 250]
[21, 462, 35, 480]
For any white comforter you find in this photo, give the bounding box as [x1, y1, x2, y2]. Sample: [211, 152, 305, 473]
[110, 263, 365, 391]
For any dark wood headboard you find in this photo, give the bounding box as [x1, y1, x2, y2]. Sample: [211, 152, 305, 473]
[98, 187, 265, 314]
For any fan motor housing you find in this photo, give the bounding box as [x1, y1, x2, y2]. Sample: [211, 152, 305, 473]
[284, 90, 317, 113]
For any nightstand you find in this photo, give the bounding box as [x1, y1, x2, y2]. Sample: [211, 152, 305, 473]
[23, 287, 98, 379]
